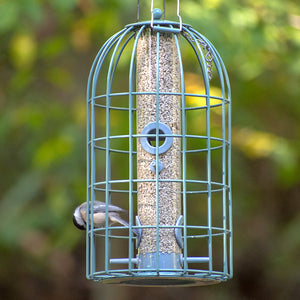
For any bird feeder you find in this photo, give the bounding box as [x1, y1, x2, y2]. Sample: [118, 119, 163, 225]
[86, 1, 232, 286]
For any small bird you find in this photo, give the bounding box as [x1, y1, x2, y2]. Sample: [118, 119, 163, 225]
[73, 201, 138, 235]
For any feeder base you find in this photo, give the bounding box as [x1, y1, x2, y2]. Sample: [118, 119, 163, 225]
[100, 276, 221, 287]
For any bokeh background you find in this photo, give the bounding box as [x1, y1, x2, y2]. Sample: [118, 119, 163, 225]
[0, 0, 299, 299]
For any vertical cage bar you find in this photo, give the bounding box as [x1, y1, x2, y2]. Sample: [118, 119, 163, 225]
[90, 69, 98, 277]
[221, 70, 228, 275]
[155, 30, 160, 274]
[219, 59, 228, 276]
[174, 32, 187, 272]
[203, 57, 213, 274]
[105, 71, 111, 273]
[128, 57, 134, 272]
[227, 74, 233, 278]
[86, 56, 92, 279]
[128, 25, 145, 272]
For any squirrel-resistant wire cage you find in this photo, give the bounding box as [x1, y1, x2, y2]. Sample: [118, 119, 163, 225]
[86, 5, 232, 287]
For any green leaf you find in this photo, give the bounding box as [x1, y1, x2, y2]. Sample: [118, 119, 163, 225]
[0, 1, 19, 33]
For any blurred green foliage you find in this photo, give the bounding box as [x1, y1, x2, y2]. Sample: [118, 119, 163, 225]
[0, 0, 299, 299]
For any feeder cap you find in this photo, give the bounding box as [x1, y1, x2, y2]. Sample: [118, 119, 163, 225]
[153, 8, 163, 20]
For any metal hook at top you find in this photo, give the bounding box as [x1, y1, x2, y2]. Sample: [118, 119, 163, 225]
[150, 0, 182, 33]
[176, 0, 182, 31]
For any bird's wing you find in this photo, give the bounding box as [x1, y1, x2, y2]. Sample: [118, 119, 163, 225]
[93, 201, 126, 213]
[91, 201, 106, 213]
[109, 213, 129, 227]
[109, 213, 138, 235]
[108, 204, 126, 213]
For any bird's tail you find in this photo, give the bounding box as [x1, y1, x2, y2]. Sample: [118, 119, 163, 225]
[110, 214, 139, 235]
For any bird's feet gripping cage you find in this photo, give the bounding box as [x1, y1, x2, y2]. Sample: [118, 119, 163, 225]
[86, 8, 232, 287]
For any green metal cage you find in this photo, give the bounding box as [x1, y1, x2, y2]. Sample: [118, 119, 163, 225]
[86, 15, 232, 286]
